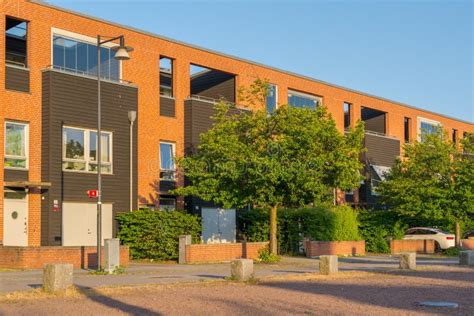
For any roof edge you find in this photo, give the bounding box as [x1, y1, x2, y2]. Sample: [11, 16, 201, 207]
[30, 0, 473, 125]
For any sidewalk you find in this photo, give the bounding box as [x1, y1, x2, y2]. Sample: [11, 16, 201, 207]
[0, 255, 458, 294]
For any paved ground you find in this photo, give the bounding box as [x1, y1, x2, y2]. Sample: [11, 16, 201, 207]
[0, 265, 473, 315]
[0, 255, 459, 293]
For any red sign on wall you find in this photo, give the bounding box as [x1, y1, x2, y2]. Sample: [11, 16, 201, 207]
[87, 190, 98, 198]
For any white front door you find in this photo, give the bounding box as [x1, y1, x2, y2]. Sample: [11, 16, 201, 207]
[62, 202, 113, 246]
[3, 189, 28, 246]
[201, 208, 236, 243]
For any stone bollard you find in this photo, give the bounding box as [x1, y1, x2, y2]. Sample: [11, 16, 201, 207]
[178, 235, 192, 264]
[43, 264, 73, 293]
[319, 255, 338, 275]
[399, 252, 416, 270]
[230, 259, 254, 281]
[104, 238, 120, 273]
[459, 250, 474, 266]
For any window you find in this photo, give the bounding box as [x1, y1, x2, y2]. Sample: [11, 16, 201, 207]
[404, 117, 411, 143]
[266, 84, 277, 113]
[160, 142, 175, 180]
[160, 57, 173, 97]
[62, 126, 112, 173]
[159, 196, 176, 211]
[4, 122, 28, 169]
[53, 35, 120, 81]
[452, 129, 458, 144]
[343, 102, 351, 129]
[418, 117, 440, 141]
[288, 90, 321, 110]
[6, 17, 28, 67]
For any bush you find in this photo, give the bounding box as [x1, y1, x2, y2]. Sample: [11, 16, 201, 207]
[257, 248, 281, 264]
[239, 205, 361, 255]
[443, 247, 461, 257]
[116, 209, 201, 260]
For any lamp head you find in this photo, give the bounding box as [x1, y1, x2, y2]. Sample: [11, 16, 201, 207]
[128, 110, 137, 123]
[112, 45, 134, 61]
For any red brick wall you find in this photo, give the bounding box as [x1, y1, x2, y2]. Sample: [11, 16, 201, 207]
[461, 239, 474, 250]
[185, 242, 268, 263]
[0, 246, 129, 269]
[390, 240, 435, 254]
[304, 240, 365, 257]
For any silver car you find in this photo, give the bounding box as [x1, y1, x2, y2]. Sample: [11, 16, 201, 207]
[403, 227, 455, 250]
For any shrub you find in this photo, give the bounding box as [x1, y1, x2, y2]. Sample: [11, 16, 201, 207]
[239, 205, 361, 255]
[443, 247, 461, 257]
[257, 248, 281, 264]
[116, 209, 201, 260]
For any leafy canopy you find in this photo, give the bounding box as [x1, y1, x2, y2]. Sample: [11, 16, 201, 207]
[174, 80, 365, 209]
[378, 128, 474, 225]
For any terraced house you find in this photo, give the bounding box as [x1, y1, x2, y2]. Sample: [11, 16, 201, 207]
[1, 0, 472, 248]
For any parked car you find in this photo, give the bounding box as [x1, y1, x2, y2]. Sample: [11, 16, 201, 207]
[403, 227, 455, 251]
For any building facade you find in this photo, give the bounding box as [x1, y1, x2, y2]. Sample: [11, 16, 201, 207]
[1, 0, 473, 247]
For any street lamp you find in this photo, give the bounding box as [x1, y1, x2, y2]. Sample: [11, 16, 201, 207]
[96, 35, 133, 271]
[128, 110, 137, 213]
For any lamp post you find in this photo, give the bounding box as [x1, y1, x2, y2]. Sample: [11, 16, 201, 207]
[96, 35, 133, 270]
[128, 110, 137, 212]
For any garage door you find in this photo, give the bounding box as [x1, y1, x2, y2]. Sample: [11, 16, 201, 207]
[62, 202, 113, 246]
[201, 208, 236, 243]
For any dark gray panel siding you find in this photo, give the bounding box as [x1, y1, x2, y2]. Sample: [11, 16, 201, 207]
[363, 133, 400, 167]
[190, 70, 235, 102]
[4, 169, 29, 182]
[5, 66, 30, 92]
[364, 114, 386, 134]
[41, 70, 138, 245]
[160, 96, 175, 117]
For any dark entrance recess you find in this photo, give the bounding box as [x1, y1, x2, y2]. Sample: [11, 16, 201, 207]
[361, 106, 386, 135]
[190, 64, 236, 103]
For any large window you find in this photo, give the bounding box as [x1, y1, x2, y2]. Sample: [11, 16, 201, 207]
[53, 35, 120, 81]
[63, 126, 112, 173]
[288, 90, 321, 110]
[6, 17, 28, 67]
[160, 57, 173, 97]
[418, 118, 440, 141]
[160, 142, 175, 180]
[343, 102, 351, 129]
[266, 84, 277, 113]
[4, 122, 28, 169]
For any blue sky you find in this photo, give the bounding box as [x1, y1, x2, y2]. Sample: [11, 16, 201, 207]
[48, 0, 473, 122]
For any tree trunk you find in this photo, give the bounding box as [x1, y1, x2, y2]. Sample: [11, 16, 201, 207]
[455, 221, 461, 248]
[269, 205, 278, 254]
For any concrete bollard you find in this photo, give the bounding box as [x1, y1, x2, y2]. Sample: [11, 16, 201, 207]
[399, 252, 416, 270]
[319, 255, 338, 275]
[459, 250, 474, 266]
[104, 238, 120, 273]
[178, 235, 192, 264]
[231, 259, 254, 281]
[43, 264, 73, 293]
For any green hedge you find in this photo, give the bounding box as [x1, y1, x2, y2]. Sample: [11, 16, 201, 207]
[239, 205, 361, 255]
[116, 209, 201, 260]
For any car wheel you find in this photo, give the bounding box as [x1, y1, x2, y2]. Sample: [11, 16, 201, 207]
[434, 241, 442, 253]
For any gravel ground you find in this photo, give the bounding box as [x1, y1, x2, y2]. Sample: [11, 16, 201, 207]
[0, 266, 472, 316]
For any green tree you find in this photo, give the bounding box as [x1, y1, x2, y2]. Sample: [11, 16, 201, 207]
[378, 129, 474, 245]
[174, 80, 365, 254]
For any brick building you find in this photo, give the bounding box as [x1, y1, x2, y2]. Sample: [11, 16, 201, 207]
[1, 0, 472, 247]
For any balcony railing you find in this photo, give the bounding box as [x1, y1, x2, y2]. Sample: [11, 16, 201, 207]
[44, 65, 134, 85]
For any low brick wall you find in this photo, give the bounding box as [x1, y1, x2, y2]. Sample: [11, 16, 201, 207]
[461, 239, 474, 250]
[390, 239, 435, 254]
[184, 242, 268, 264]
[0, 246, 129, 269]
[304, 240, 365, 257]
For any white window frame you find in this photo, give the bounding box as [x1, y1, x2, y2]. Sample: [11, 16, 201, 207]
[159, 141, 176, 181]
[4, 121, 29, 170]
[417, 117, 441, 141]
[288, 89, 322, 108]
[62, 126, 113, 174]
[51, 28, 122, 80]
